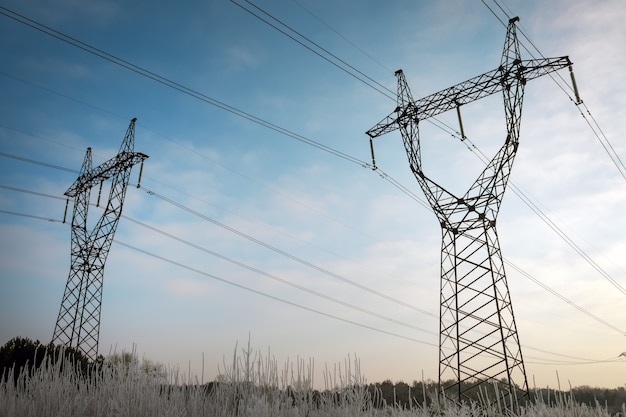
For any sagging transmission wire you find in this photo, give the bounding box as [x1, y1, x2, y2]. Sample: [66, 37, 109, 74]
[230, 0, 396, 100]
[230, 0, 463, 142]
[0, 149, 438, 320]
[3, 185, 625, 364]
[0, 5, 365, 168]
[120, 213, 438, 337]
[0, 5, 432, 210]
[135, 183, 437, 319]
[288, 0, 394, 74]
[114, 239, 439, 347]
[0, 128, 436, 319]
[1, 159, 624, 336]
[0, 185, 438, 346]
[5, 196, 624, 366]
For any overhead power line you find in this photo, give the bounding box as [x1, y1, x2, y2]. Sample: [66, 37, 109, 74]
[230, 0, 396, 99]
[1, 192, 622, 365]
[2, 173, 624, 336]
[135, 184, 438, 319]
[0, 150, 79, 174]
[0, 209, 63, 223]
[231, 0, 467, 144]
[0, 170, 437, 322]
[0, 5, 368, 168]
[505, 260, 625, 335]
[0, 201, 437, 347]
[288, 0, 394, 74]
[120, 214, 438, 337]
[115, 239, 439, 346]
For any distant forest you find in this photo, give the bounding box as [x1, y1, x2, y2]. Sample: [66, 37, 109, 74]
[2, 337, 624, 414]
[364, 379, 625, 415]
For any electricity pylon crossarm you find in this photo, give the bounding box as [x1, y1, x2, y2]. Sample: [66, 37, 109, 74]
[366, 17, 574, 404]
[52, 118, 148, 361]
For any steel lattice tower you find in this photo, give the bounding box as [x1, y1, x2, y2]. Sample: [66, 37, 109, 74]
[52, 118, 148, 361]
[367, 18, 576, 403]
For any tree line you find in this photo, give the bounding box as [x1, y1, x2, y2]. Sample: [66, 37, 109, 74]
[2, 336, 624, 414]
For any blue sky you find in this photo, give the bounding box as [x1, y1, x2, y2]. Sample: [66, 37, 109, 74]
[1, 0, 625, 389]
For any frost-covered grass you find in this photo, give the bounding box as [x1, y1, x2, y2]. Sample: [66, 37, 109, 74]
[0, 343, 623, 417]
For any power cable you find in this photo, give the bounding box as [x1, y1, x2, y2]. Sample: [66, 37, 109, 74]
[505, 259, 625, 335]
[0, 209, 63, 223]
[0, 203, 437, 347]
[230, 0, 396, 99]
[0, 5, 368, 168]
[136, 184, 438, 319]
[525, 356, 625, 366]
[288, 0, 395, 74]
[2, 186, 622, 364]
[231, 0, 468, 147]
[2, 177, 624, 336]
[523, 345, 624, 364]
[120, 214, 438, 337]
[0, 150, 79, 174]
[0, 70, 128, 123]
[116, 238, 440, 346]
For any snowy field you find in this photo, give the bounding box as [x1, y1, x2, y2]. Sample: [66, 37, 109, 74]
[1, 346, 623, 417]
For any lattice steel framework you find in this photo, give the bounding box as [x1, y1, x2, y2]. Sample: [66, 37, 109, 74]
[367, 18, 574, 403]
[52, 118, 148, 361]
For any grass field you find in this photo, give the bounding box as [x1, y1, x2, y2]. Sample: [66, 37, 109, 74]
[1, 344, 623, 417]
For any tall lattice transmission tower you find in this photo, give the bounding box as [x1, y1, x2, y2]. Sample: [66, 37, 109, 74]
[52, 118, 148, 361]
[367, 18, 579, 403]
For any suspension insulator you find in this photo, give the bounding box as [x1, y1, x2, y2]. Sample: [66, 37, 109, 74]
[455, 103, 467, 140]
[568, 65, 583, 105]
[62, 198, 69, 224]
[369, 138, 377, 170]
[137, 161, 145, 188]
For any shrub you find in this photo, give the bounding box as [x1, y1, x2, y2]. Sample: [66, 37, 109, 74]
[0, 336, 95, 386]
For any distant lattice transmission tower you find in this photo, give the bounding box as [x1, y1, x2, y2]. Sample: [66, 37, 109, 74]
[367, 18, 579, 403]
[52, 118, 148, 361]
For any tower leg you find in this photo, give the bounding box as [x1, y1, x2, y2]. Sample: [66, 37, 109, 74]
[439, 223, 527, 403]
